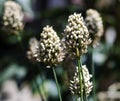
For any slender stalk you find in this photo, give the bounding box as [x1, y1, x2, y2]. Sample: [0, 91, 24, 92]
[91, 48, 96, 101]
[39, 77, 47, 101]
[74, 96, 79, 101]
[75, 95, 78, 101]
[41, 78, 48, 101]
[30, 66, 45, 101]
[79, 58, 88, 101]
[76, 48, 83, 101]
[33, 79, 45, 101]
[37, 64, 48, 101]
[52, 67, 62, 101]
[76, 96, 79, 101]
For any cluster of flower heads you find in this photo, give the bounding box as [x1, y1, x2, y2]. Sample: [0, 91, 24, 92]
[63, 13, 91, 57]
[27, 10, 103, 97]
[85, 9, 103, 47]
[69, 65, 93, 96]
[27, 25, 65, 67]
[2, 1, 24, 34]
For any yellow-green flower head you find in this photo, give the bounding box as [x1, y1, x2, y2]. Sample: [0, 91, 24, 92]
[2, 1, 24, 34]
[85, 9, 103, 47]
[38, 25, 65, 67]
[70, 65, 93, 97]
[64, 13, 91, 57]
[27, 38, 40, 62]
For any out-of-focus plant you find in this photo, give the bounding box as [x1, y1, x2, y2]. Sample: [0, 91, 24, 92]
[0, 0, 24, 44]
[85, 9, 104, 101]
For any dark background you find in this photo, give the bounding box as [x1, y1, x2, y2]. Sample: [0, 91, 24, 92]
[0, 0, 120, 101]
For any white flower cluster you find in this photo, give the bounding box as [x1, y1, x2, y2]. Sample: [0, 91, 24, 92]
[63, 13, 91, 57]
[27, 38, 40, 62]
[2, 1, 24, 34]
[85, 9, 103, 47]
[38, 25, 65, 67]
[70, 65, 93, 96]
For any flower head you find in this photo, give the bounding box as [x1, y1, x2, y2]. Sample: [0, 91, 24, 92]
[85, 9, 103, 47]
[27, 38, 40, 62]
[63, 13, 91, 57]
[38, 25, 65, 67]
[70, 65, 93, 96]
[2, 1, 24, 34]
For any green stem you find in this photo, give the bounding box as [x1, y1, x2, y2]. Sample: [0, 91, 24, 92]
[33, 79, 45, 101]
[37, 64, 48, 101]
[39, 77, 47, 101]
[30, 64, 45, 101]
[77, 58, 84, 101]
[79, 58, 88, 101]
[52, 67, 62, 101]
[75, 95, 78, 101]
[76, 48, 83, 101]
[76, 97, 79, 101]
[91, 48, 96, 101]
[31, 66, 45, 101]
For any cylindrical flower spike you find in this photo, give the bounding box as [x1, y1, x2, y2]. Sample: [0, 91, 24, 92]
[2, 1, 24, 34]
[38, 25, 65, 67]
[85, 9, 104, 47]
[63, 13, 91, 57]
[69, 65, 93, 97]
